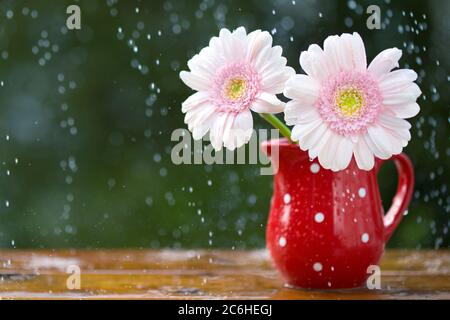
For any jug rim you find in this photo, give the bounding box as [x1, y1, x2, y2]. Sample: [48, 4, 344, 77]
[261, 138, 299, 149]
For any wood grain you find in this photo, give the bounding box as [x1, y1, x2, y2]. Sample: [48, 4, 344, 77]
[0, 250, 449, 299]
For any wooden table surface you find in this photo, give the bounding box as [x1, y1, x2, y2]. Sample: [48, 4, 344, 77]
[0, 249, 449, 299]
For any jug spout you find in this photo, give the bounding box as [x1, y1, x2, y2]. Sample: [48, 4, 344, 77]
[261, 138, 309, 175]
[261, 138, 296, 157]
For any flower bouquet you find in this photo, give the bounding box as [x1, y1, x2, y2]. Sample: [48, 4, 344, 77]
[179, 27, 420, 289]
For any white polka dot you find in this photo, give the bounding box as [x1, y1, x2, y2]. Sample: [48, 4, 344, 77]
[283, 193, 291, 204]
[327, 282, 332, 287]
[310, 163, 320, 174]
[361, 233, 369, 243]
[314, 212, 324, 223]
[279, 236, 287, 247]
[313, 262, 322, 272]
[358, 187, 366, 198]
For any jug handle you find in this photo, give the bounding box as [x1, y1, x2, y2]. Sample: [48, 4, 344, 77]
[376, 153, 414, 243]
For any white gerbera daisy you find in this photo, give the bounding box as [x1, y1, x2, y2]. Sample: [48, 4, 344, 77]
[284, 32, 421, 171]
[180, 27, 295, 151]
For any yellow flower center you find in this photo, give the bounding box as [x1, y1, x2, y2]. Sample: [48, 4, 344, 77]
[224, 77, 247, 101]
[335, 87, 364, 117]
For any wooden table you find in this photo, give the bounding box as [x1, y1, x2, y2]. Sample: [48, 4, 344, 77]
[0, 250, 449, 299]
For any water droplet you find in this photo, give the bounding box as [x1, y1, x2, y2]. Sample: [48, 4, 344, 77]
[283, 193, 291, 204]
[313, 262, 323, 272]
[361, 233, 369, 243]
[358, 187, 366, 198]
[310, 163, 320, 174]
[314, 212, 325, 223]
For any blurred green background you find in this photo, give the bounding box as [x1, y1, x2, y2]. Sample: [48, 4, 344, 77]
[0, 0, 448, 249]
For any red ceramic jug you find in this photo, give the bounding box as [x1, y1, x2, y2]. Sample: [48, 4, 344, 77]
[261, 138, 414, 289]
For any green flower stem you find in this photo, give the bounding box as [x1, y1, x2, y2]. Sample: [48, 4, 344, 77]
[259, 113, 295, 144]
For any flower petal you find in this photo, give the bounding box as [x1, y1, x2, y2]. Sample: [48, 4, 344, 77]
[250, 92, 285, 114]
[179, 71, 210, 91]
[192, 111, 218, 140]
[258, 46, 290, 79]
[298, 122, 328, 151]
[291, 118, 323, 145]
[299, 44, 328, 81]
[187, 47, 223, 80]
[292, 108, 320, 125]
[322, 35, 342, 75]
[308, 128, 332, 159]
[259, 55, 289, 80]
[185, 103, 217, 133]
[232, 26, 247, 39]
[182, 91, 210, 113]
[384, 103, 420, 119]
[378, 113, 412, 130]
[218, 28, 245, 62]
[348, 32, 367, 71]
[246, 30, 273, 63]
[378, 114, 412, 146]
[331, 136, 354, 171]
[366, 125, 396, 159]
[284, 101, 316, 126]
[318, 132, 342, 170]
[354, 137, 375, 170]
[210, 113, 232, 151]
[323, 32, 367, 72]
[185, 102, 214, 124]
[283, 74, 320, 104]
[260, 66, 295, 94]
[379, 69, 418, 94]
[391, 128, 411, 147]
[368, 48, 402, 79]
[224, 110, 253, 150]
[387, 132, 404, 155]
[253, 44, 275, 72]
[383, 83, 422, 106]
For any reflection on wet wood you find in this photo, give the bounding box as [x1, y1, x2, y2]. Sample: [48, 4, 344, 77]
[0, 250, 449, 299]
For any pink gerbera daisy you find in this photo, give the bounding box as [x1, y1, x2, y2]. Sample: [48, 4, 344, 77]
[284, 32, 421, 171]
[180, 27, 295, 151]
